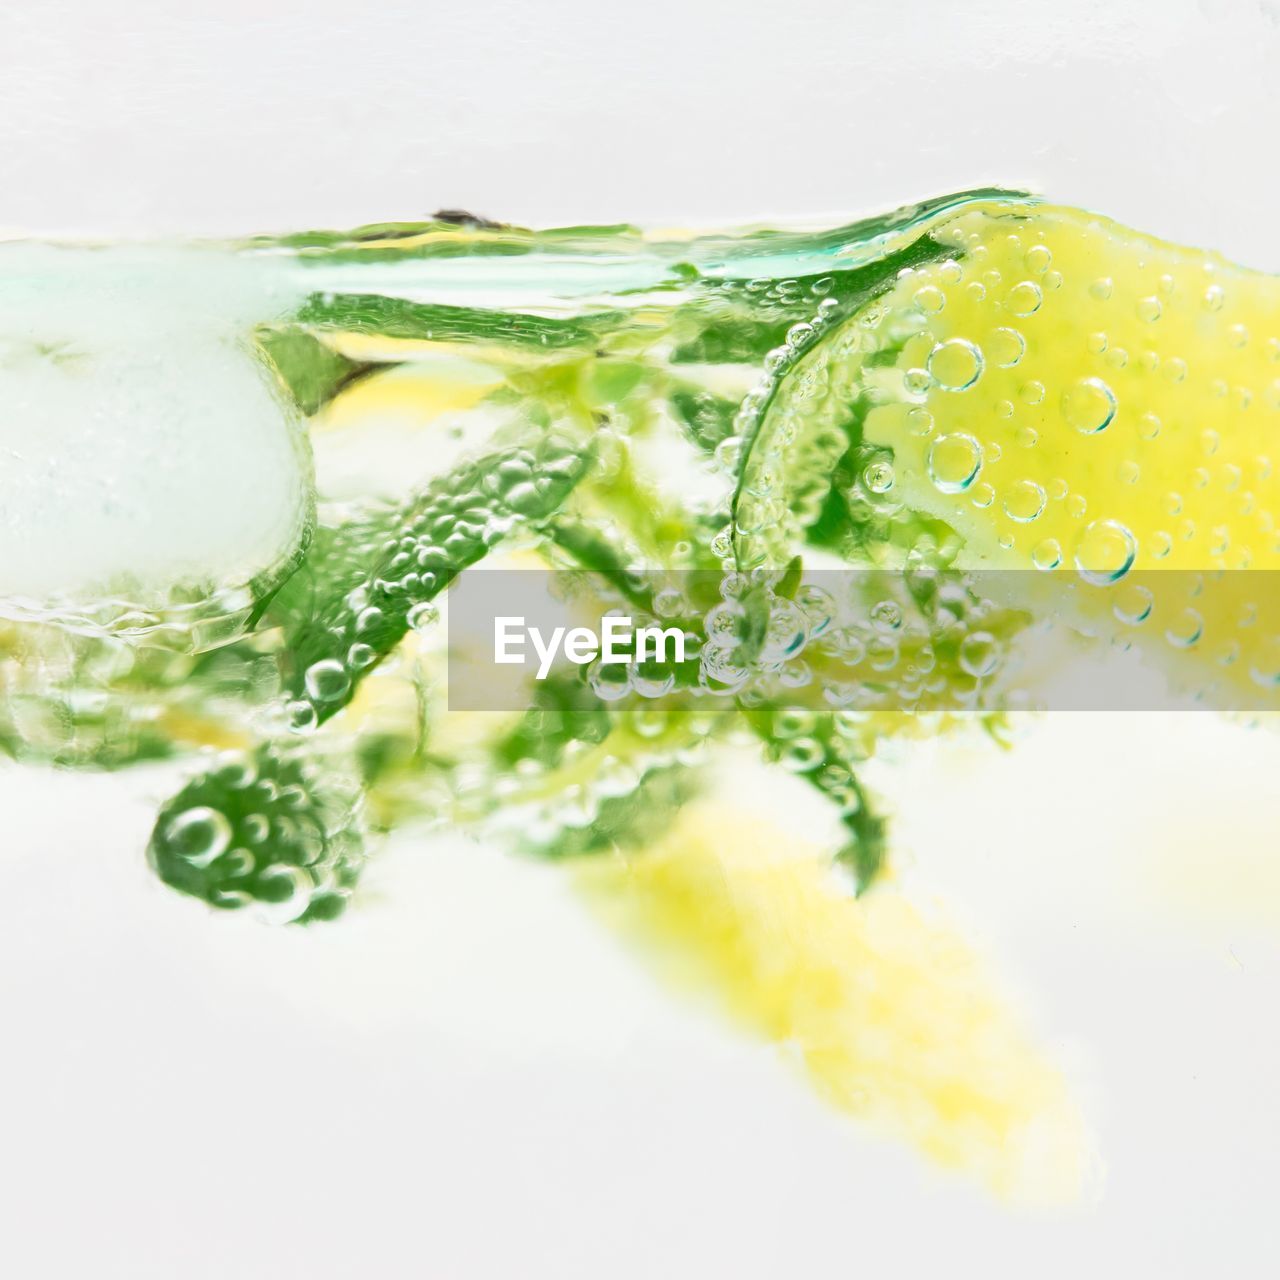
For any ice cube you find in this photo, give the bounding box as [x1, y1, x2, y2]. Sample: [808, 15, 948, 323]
[0, 243, 312, 628]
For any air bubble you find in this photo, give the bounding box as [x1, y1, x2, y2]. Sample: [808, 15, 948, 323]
[989, 327, 1025, 367]
[653, 587, 685, 618]
[243, 814, 270, 844]
[589, 660, 633, 702]
[213, 755, 256, 790]
[1006, 281, 1043, 316]
[1062, 377, 1118, 434]
[714, 435, 744, 472]
[1165, 608, 1204, 649]
[781, 738, 825, 773]
[1003, 480, 1047, 523]
[863, 460, 895, 494]
[796, 585, 836, 636]
[927, 433, 983, 494]
[304, 659, 351, 703]
[222, 849, 255, 878]
[906, 407, 934, 437]
[904, 367, 932, 397]
[286, 700, 318, 733]
[1113, 583, 1153, 625]
[254, 865, 313, 924]
[914, 285, 945, 314]
[760, 598, 809, 662]
[927, 338, 984, 391]
[1249, 638, 1280, 688]
[165, 807, 231, 868]
[408, 601, 439, 632]
[1074, 520, 1137, 585]
[347, 642, 377, 669]
[1024, 245, 1052, 274]
[870, 599, 903, 631]
[958, 631, 1001, 678]
[356, 607, 385, 636]
[1032, 538, 1062, 570]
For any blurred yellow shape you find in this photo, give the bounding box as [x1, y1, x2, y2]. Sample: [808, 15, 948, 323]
[580, 803, 1090, 1201]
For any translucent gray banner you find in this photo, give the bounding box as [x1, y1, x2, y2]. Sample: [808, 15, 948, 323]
[446, 567, 1280, 713]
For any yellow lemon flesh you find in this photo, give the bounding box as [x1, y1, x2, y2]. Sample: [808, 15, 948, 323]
[857, 204, 1280, 705]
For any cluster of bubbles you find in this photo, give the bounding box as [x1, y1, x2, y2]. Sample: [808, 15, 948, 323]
[707, 289, 847, 569]
[146, 436, 590, 919]
[478, 699, 724, 852]
[139, 206, 1037, 921]
[130, 195, 1278, 926]
[0, 609, 289, 768]
[694, 563, 1017, 722]
[149, 745, 364, 922]
[0, 579, 262, 653]
[699, 573, 812, 694]
[1096, 573, 1280, 693]
[279, 437, 586, 735]
[702, 271, 839, 333]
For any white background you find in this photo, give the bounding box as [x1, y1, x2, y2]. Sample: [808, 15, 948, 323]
[2, 2, 1280, 1276]
[2, 0, 1279, 269]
